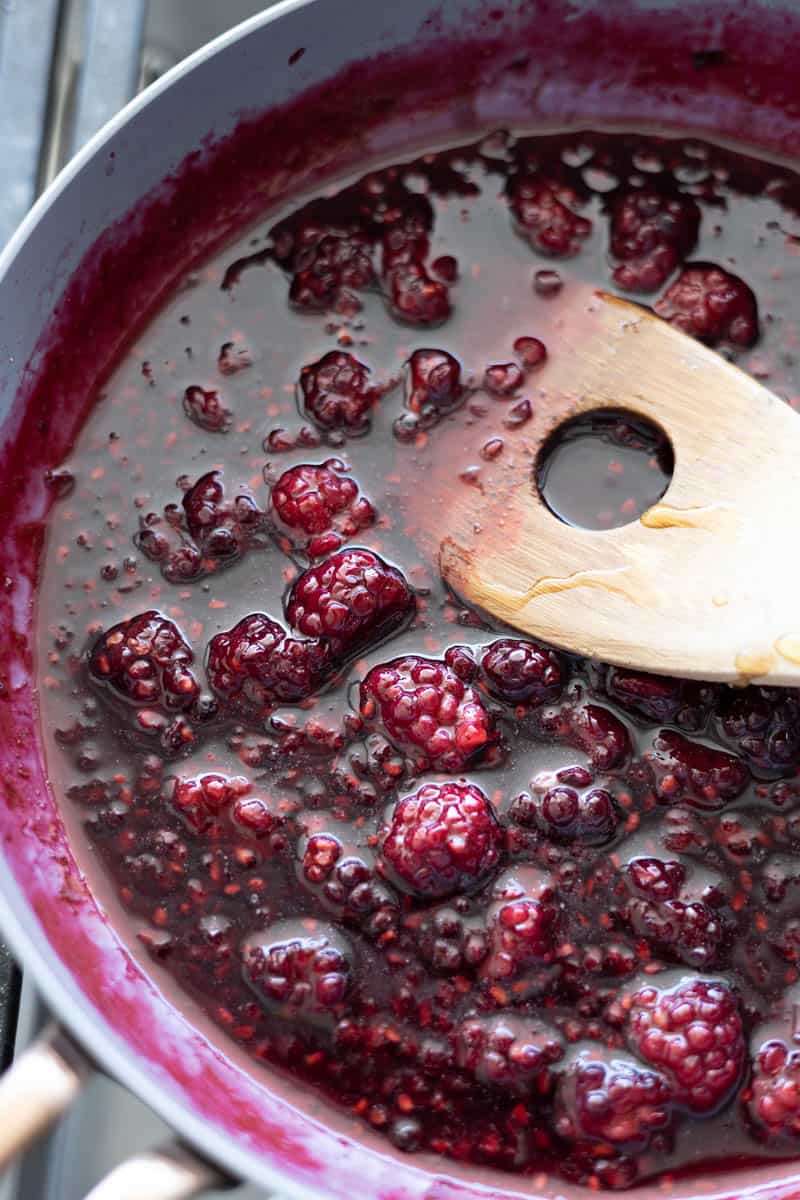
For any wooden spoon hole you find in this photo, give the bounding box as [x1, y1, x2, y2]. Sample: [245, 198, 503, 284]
[535, 406, 675, 531]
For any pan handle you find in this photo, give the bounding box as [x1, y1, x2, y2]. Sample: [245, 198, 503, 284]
[0, 1022, 234, 1198]
[82, 1138, 235, 1200]
[0, 1021, 91, 1169]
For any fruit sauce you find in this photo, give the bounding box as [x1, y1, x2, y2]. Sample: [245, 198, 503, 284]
[36, 128, 800, 1189]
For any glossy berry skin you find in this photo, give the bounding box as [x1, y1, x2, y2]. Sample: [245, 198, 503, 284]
[242, 925, 352, 1021]
[514, 785, 618, 845]
[716, 686, 800, 775]
[286, 548, 414, 658]
[231, 794, 286, 839]
[655, 263, 759, 346]
[299, 350, 382, 434]
[88, 611, 199, 711]
[289, 231, 374, 310]
[573, 705, 631, 769]
[381, 207, 451, 325]
[484, 362, 524, 396]
[182, 470, 264, 561]
[406, 349, 463, 416]
[606, 668, 682, 723]
[415, 903, 489, 973]
[620, 857, 729, 968]
[747, 1039, 800, 1140]
[182, 385, 232, 433]
[480, 638, 563, 706]
[507, 175, 592, 256]
[610, 187, 700, 292]
[455, 1014, 563, 1089]
[138, 471, 265, 584]
[647, 730, 749, 809]
[360, 655, 496, 772]
[575, 792, 618, 849]
[607, 670, 717, 734]
[626, 857, 686, 901]
[168, 772, 251, 834]
[135, 516, 202, 584]
[395, 347, 465, 440]
[300, 833, 398, 939]
[379, 781, 502, 898]
[626, 978, 744, 1113]
[387, 262, 451, 325]
[217, 340, 251, 374]
[542, 701, 631, 770]
[626, 898, 725, 969]
[271, 461, 356, 534]
[485, 896, 557, 978]
[206, 613, 330, 714]
[556, 1051, 673, 1150]
[513, 335, 547, 369]
[270, 460, 374, 556]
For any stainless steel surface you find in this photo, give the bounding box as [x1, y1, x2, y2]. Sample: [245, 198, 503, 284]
[0, 0, 60, 243]
[1, 2, 271, 227]
[141, 1, 271, 67]
[71, 1, 147, 154]
[0, 1021, 90, 1172]
[2, 983, 263, 1199]
[83, 1141, 233, 1200]
[36, 0, 149, 193]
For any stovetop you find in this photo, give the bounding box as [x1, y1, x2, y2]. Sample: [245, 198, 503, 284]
[0, 4, 288, 1196]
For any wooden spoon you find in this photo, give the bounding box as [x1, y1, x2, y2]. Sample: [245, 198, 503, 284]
[439, 286, 800, 686]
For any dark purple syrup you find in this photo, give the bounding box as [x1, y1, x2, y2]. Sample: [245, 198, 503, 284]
[536, 408, 674, 530]
[36, 129, 800, 1190]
